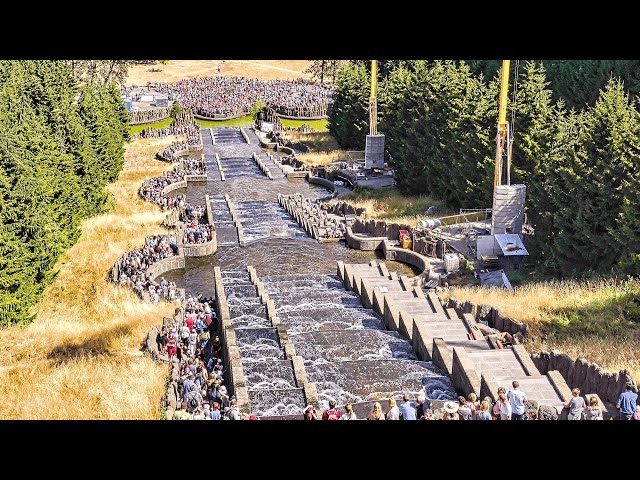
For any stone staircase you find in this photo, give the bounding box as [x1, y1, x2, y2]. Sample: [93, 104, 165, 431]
[338, 260, 572, 416]
[212, 127, 247, 144]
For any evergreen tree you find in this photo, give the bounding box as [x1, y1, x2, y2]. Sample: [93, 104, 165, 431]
[546, 79, 640, 276]
[0, 60, 129, 325]
[508, 61, 559, 259]
[327, 62, 369, 149]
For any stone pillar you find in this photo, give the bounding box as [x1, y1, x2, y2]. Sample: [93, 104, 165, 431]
[364, 134, 385, 169]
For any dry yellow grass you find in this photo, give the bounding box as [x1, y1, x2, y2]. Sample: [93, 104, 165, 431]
[0, 137, 180, 419]
[336, 188, 453, 226]
[298, 150, 346, 166]
[126, 60, 312, 85]
[442, 278, 640, 381]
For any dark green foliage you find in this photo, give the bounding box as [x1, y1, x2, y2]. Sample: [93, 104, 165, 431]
[529, 79, 640, 276]
[0, 61, 128, 325]
[327, 62, 369, 149]
[379, 60, 496, 209]
[509, 62, 558, 260]
[467, 60, 640, 110]
[170, 102, 183, 118]
[331, 59, 640, 279]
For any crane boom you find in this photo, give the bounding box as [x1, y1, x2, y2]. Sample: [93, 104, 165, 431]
[494, 59, 511, 189]
[370, 60, 378, 136]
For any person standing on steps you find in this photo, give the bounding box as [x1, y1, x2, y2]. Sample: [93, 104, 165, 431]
[385, 398, 400, 420]
[507, 381, 527, 420]
[416, 393, 429, 419]
[322, 399, 341, 420]
[616, 382, 638, 420]
[564, 388, 585, 420]
[398, 393, 416, 420]
[341, 402, 357, 420]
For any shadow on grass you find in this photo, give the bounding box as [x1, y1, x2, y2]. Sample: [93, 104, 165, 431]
[47, 322, 136, 366]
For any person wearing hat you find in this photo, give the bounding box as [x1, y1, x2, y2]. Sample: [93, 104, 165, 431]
[616, 382, 638, 420]
[443, 401, 460, 420]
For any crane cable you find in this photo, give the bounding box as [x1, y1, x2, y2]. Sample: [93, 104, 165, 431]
[507, 60, 520, 185]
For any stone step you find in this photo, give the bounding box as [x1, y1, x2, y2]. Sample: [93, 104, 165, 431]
[466, 349, 529, 380]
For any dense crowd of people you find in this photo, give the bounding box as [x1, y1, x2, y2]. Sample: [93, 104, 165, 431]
[302, 379, 637, 420]
[180, 203, 215, 245]
[133, 124, 201, 146]
[158, 76, 332, 118]
[139, 170, 188, 208]
[114, 235, 178, 299]
[167, 294, 258, 420]
[182, 158, 206, 175]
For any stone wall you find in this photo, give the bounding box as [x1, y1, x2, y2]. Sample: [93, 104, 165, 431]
[445, 296, 637, 407]
[445, 297, 529, 337]
[276, 145, 295, 156]
[325, 201, 366, 217]
[351, 217, 412, 242]
[531, 350, 637, 404]
[213, 266, 251, 413]
[240, 128, 251, 144]
[146, 255, 186, 281]
[252, 152, 273, 179]
[225, 193, 244, 247]
[345, 226, 385, 251]
[382, 239, 430, 287]
[181, 239, 217, 257]
[307, 175, 337, 197]
[162, 180, 188, 195]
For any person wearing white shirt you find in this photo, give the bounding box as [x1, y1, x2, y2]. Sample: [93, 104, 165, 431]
[385, 398, 400, 420]
[507, 380, 528, 421]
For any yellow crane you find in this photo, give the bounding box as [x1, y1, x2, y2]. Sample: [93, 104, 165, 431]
[493, 59, 512, 190]
[370, 60, 378, 136]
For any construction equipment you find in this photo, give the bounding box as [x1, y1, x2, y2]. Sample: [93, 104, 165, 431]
[490, 60, 527, 236]
[493, 60, 512, 191]
[369, 60, 378, 136]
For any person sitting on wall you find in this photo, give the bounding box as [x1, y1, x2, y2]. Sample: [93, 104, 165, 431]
[495, 331, 524, 349]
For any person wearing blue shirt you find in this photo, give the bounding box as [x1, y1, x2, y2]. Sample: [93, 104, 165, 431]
[616, 383, 638, 420]
[398, 393, 417, 420]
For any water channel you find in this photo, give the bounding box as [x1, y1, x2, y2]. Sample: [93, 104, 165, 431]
[162, 127, 456, 416]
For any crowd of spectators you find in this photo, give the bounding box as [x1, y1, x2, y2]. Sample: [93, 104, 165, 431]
[114, 235, 178, 299]
[139, 170, 188, 209]
[166, 294, 258, 420]
[132, 124, 201, 146]
[158, 76, 332, 118]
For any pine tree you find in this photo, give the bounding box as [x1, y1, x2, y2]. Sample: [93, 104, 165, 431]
[544, 79, 640, 276]
[327, 62, 369, 149]
[0, 60, 129, 325]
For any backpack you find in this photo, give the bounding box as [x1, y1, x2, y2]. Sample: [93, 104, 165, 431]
[325, 408, 338, 420]
[187, 392, 199, 411]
